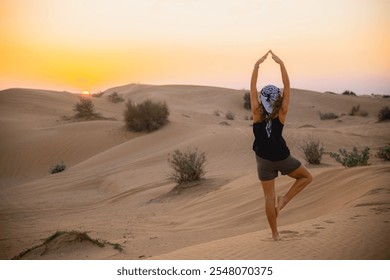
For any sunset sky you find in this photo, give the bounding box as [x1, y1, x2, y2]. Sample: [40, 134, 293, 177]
[1, 0, 389, 95]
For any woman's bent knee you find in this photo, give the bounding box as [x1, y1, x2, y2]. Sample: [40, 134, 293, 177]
[289, 166, 312, 181]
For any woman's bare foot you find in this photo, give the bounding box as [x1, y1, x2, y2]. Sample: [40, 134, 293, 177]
[276, 196, 288, 217]
[272, 233, 281, 241]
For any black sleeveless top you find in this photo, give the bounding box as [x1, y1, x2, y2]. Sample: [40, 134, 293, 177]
[252, 117, 290, 161]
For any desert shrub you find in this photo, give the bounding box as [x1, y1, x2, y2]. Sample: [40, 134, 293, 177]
[107, 92, 124, 103]
[50, 162, 66, 174]
[214, 110, 220, 116]
[319, 112, 338, 120]
[377, 106, 390, 122]
[168, 148, 206, 185]
[243, 92, 251, 110]
[12, 230, 122, 260]
[342, 90, 357, 96]
[300, 138, 324, 164]
[124, 99, 169, 132]
[329, 147, 370, 167]
[349, 105, 368, 117]
[225, 111, 235, 120]
[92, 91, 104, 98]
[73, 97, 96, 118]
[376, 145, 390, 161]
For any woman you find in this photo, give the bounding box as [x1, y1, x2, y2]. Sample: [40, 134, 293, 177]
[250, 50, 312, 241]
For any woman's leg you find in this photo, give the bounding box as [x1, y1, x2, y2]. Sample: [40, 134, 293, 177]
[261, 179, 280, 241]
[277, 165, 312, 215]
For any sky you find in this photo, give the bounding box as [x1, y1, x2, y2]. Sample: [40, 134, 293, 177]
[1, 0, 389, 95]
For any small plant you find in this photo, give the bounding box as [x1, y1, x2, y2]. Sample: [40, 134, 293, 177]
[377, 106, 390, 122]
[349, 105, 368, 117]
[12, 230, 123, 259]
[376, 145, 390, 161]
[342, 90, 356, 96]
[73, 97, 97, 118]
[113, 243, 123, 252]
[107, 92, 124, 103]
[50, 162, 66, 174]
[319, 112, 338, 120]
[92, 91, 104, 98]
[330, 147, 370, 167]
[168, 148, 206, 185]
[225, 111, 235, 120]
[124, 99, 169, 132]
[243, 92, 251, 110]
[300, 137, 324, 164]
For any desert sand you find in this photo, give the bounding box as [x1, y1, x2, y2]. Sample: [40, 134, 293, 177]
[0, 84, 389, 260]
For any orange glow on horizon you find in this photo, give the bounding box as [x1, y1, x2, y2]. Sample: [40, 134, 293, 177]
[82, 90, 90, 95]
[0, 0, 389, 95]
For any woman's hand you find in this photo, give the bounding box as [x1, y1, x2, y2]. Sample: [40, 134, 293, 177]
[254, 51, 270, 67]
[270, 50, 283, 65]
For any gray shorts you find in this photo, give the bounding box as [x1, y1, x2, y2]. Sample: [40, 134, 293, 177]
[256, 155, 301, 181]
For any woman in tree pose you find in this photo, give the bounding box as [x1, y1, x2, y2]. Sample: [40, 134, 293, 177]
[250, 50, 313, 241]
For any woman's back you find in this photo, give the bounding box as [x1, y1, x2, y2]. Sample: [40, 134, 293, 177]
[252, 117, 290, 161]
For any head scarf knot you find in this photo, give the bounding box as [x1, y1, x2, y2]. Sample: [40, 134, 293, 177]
[259, 85, 281, 138]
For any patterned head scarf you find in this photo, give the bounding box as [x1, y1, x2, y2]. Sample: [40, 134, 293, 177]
[259, 85, 281, 138]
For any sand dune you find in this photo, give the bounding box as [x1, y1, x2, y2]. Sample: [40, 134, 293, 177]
[152, 166, 390, 260]
[0, 84, 389, 260]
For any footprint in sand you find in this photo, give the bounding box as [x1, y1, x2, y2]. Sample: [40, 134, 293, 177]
[365, 188, 386, 195]
[280, 230, 299, 235]
[279, 229, 320, 239]
[279, 230, 300, 239]
[324, 220, 335, 224]
[312, 224, 325, 229]
[370, 206, 390, 214]
[303, 230, 319, 237]
[350, 214, 365, 220]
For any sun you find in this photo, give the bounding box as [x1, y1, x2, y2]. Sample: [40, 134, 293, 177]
[82, 90, 90, 95]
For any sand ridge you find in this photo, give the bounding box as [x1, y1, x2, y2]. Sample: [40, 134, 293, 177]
[0, 84, 389, 259]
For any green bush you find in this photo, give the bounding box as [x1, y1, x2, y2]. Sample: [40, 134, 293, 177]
[319, 112, 338, 120]
[243, 92, 251, 110]
[349, 105, 368, 117]
[168, 148, 206, 185]
[330, 147, 370, 167]
[73, 97, 97, 118]
[300, 138, 324, 164]
[124, 99, 169, 132]
[50, 162, 66, 174]
[376, 145, 390, 161]
[107, 92, 124, 103]
[377, 106, 390, 122]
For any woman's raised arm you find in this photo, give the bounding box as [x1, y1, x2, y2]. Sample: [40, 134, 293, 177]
[270, 50, 290, 116]
[250, 51, 270, 122]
